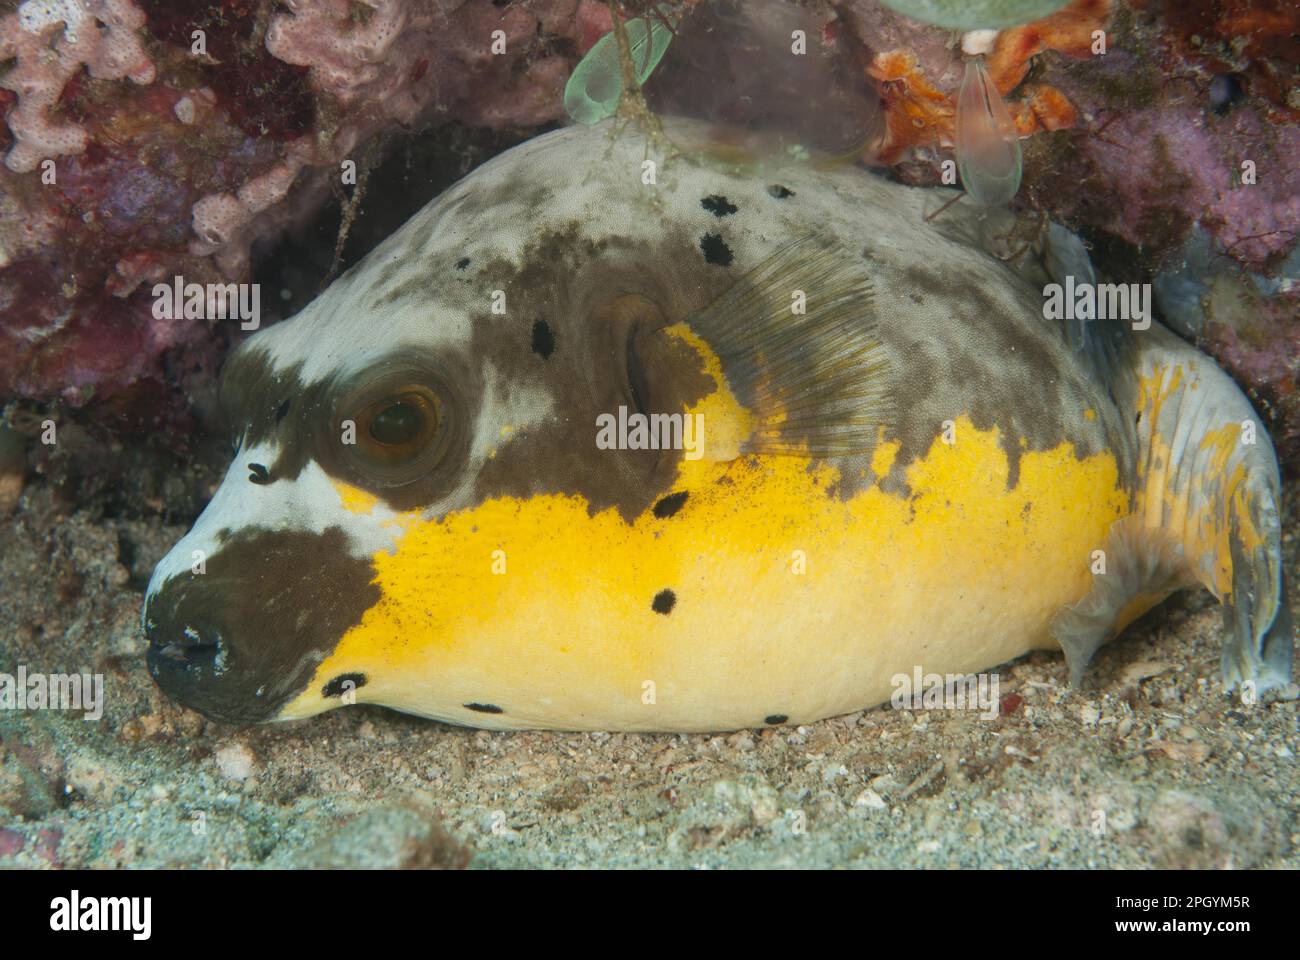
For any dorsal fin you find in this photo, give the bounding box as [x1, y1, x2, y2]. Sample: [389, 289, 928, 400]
[1041, 222, 1136, 399]
[685, 235, 893, 457]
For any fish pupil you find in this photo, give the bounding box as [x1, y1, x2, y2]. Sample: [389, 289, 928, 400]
[369, 401, 424, 445]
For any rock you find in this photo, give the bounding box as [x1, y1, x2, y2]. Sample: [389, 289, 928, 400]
[667, 775, 782, 852]
[853, 788, 889, 810]
[298, 800, 472, 869]
[1144, 789, 1281, 869]
[0, 751, 60, 819]
[214, 742, 256, 783]
[65, 753, 123, 805]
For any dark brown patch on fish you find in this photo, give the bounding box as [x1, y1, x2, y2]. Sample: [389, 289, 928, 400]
[323, 672, 367, 698]
[824, 257, 1137, 502]
[652, 588, 676, 614]
[701, 194, 738, 217]
[144, 527, 380, 723]
[653, 491, 689, 518]
[700, 232, 734, 266]
[531, 319, 556, 359]
[466, 223, 723, 523]
[217, 352, 320, 484]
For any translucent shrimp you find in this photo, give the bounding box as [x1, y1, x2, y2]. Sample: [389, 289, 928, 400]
[954, 56, 1023, 207]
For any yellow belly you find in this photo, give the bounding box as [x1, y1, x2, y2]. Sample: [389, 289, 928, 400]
[281, 413, 1129, 731]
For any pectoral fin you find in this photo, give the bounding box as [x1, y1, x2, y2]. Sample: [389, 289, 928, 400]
[684, 235, 893, 457]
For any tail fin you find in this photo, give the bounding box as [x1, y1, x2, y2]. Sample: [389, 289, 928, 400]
[1131, 326, 1293, 695]
[1223, 487, 1294, 692]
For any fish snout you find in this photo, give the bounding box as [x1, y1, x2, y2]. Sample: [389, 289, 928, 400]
[143, 578, 255, 723]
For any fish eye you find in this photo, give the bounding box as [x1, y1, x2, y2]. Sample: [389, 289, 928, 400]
[353, 387, 440, 465]
[323, 357, 469, 501]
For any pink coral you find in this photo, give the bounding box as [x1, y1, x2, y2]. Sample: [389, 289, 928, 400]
[183, 0, 605, 278]
[1, 0, 155, 173]
[851, 0, 1108, 165]
[1042, 42, 1300, 272]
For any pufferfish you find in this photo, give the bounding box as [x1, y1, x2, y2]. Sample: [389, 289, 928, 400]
[143, 119, 1293, 730]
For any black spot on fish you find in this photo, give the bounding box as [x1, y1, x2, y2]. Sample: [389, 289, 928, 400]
[276, 398, 291, 422]
[248, 462, 271, 485]
[653, 491, 688, 518]
[699, 233, 733, 267]
[764, 714, 788, 725]
[531, 319, 556, 359]
[455, 257, 471, 270]
[466, 702, 503, 714]
[767, 184, 794, 199]
[322, 673, 367, 698]
[701, 194, 737, 217]
[652, 589, 676, 614]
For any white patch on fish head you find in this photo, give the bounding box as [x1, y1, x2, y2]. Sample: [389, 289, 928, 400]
[143, 440, 406, 605]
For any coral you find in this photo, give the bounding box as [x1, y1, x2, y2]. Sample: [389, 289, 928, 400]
[844, 0, 1298, 468]
[1132, 0, 1300, 124]
[866, 48, 955, 165]
[856, 0, 1109, 164]
[1061, 79, 1300, 268]
[0, 0, 609, 428]
[0, 0, 156, 173]
[984, 0, 1108, 91]
[1019, 5, 1300, 272]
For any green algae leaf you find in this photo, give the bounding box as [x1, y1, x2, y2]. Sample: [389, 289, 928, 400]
[564, 10, 676, 125]
[878, 0, 1070, 30]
